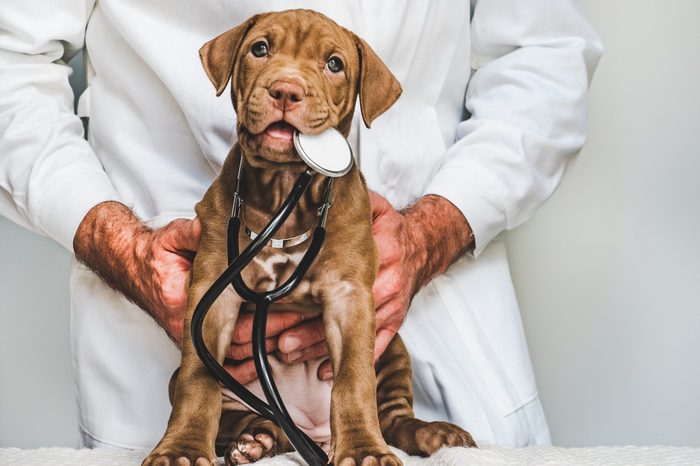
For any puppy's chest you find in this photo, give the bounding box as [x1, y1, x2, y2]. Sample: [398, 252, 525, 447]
[240, 247, 315, 304]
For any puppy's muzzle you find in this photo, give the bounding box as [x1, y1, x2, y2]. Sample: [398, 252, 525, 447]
[269, 80, 305, 111]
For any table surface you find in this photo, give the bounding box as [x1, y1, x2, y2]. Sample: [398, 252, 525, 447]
[2, 445, 700, 466]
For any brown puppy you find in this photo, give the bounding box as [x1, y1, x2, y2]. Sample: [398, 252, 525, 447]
[143, 10, 475, 466]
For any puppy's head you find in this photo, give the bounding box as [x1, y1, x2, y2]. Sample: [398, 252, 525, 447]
[200, 9, 401, 169]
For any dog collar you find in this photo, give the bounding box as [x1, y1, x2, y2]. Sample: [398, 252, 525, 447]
[231, 158, 333, 249]
[242, 222, 313, 249]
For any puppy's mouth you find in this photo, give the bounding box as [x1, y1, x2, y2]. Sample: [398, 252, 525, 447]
[244, 119, 302, 164]
[263, 120, 297, 142]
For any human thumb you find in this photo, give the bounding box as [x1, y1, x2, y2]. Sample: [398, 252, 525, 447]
[163, 217, 201, 253]
[369, 191, 392, 222]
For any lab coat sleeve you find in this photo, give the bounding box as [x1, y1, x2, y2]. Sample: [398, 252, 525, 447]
[0, 1, 121, 252]
[423, 0, 604, 257]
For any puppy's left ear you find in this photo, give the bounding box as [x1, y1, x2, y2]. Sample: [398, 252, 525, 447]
[355, 37, 402, 128]
[199, 15, 260, 97]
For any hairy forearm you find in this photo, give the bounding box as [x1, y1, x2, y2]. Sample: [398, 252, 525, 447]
[401, 194, 474, 291]
[73, 201, 152, 314]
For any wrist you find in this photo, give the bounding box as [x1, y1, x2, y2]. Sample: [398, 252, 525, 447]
[74, 201, 153, 311]
[401, 195, 474, 290]
[401, 209, 431, 293]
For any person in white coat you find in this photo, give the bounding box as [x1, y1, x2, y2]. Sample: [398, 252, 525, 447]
[0, 0, 602, 450]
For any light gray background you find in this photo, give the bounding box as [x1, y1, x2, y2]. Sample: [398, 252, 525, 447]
[1, 0, 699, 449]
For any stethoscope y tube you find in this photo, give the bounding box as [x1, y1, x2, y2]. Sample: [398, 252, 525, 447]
[190, 168, 329, 466]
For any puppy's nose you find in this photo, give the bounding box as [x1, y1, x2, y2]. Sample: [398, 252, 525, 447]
[269, 81, 305, 110]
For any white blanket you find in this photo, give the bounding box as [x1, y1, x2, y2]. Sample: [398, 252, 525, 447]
[2, 446, 699, 466]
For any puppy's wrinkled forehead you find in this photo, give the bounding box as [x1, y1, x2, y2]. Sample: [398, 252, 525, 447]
[248, 11, 357, 63]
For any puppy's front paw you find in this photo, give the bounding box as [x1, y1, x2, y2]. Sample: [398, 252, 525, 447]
[414, 421, 477, 454]
[142, 441, 216, 466]
[225, 429, 279, 465]
[331, 445, 402, 466]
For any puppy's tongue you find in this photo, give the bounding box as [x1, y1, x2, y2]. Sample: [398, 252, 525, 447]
[265, 121, 295, 140]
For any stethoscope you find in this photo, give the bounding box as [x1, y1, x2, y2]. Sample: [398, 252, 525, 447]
[190, 128, 353, 466]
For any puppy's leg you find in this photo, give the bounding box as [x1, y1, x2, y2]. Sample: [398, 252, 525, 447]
[376, 335, 476, 456]
[322, 283, 402, 466]
[218, 410, 292, 465]
[167, 369, 292, 464]
[143, 251, 240, 466]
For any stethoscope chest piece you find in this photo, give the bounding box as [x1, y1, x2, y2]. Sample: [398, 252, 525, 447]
[293, 127, 353, 177]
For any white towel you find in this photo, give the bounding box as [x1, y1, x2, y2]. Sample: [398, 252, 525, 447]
[2, 446, 700, 466]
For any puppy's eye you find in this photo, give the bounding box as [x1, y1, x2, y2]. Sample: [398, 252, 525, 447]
[326, 56, 344, 73]
[250, 41, 269, 58]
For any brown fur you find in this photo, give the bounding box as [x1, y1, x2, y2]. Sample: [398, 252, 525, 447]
[142, 10, 474, 466]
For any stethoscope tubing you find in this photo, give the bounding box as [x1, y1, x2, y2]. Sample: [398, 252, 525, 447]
[190, 168, 329, 465]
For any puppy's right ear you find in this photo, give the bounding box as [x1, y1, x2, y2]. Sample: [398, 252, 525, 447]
[199, 15, 260, 97]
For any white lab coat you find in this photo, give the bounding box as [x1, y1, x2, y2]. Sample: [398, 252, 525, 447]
[0, 0, 602, 449]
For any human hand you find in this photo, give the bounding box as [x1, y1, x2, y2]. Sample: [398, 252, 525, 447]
[74, 201, 201, 344]
[224, 311, 321, 384]
[130, 217, 202, 343]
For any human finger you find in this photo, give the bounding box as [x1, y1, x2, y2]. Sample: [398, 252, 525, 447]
[228, 336, 278, 360]
[372, 267, 403, 309]
[278, 340, 329, 364]
[277, 317, 326, 354]
[374, 328, 396, 362]
[373, 300, 398, 332]
[369, 191, 393, 222]
[182, 217, 202, 251]
[162, 217, 201, 255]
[316, 328, 396, 382]
[224, 358, 258, 384]
[232, 311, 306, 344]
[317, 359, 333, 381]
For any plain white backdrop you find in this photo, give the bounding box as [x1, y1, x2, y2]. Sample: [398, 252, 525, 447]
[1, 0, 699, 448]
[507, 0, 700, 446]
